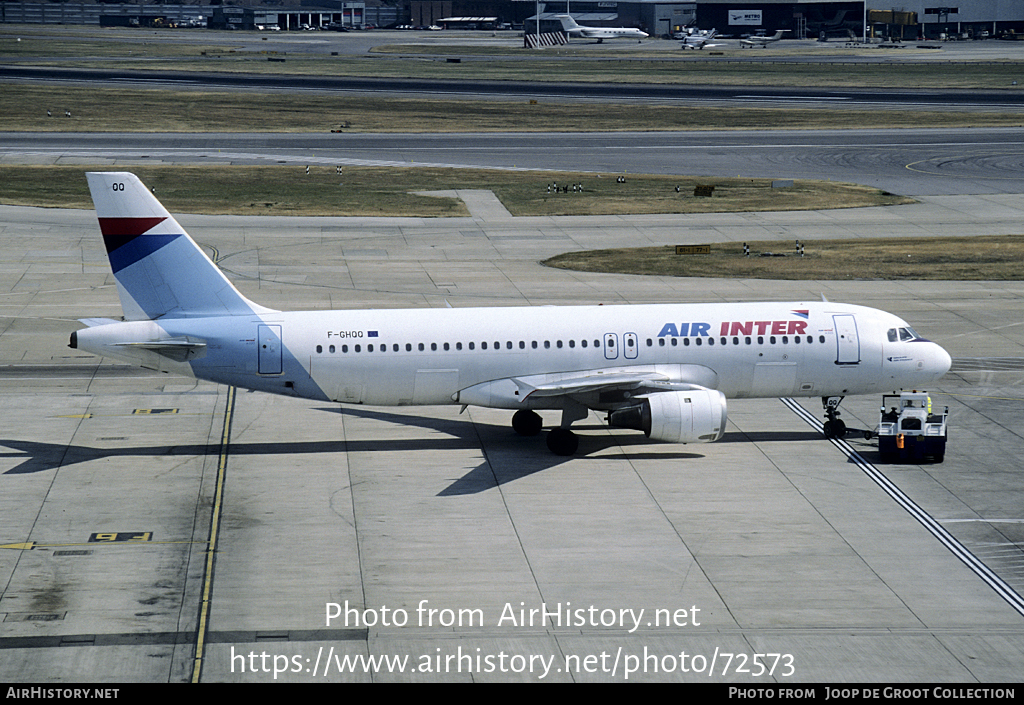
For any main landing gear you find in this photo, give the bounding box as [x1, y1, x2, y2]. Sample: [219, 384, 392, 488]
[511, 409, 543, 437]
[546, 428, 579, 456]
[511, 405, 586, 456]
[821, 396, 847, 439]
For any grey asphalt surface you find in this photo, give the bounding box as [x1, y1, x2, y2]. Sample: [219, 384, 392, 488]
[1, 31, 1023, 683]
[5, 127, 1024, 196]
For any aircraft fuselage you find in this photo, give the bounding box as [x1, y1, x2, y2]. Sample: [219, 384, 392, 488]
[73, 301, 950, 408]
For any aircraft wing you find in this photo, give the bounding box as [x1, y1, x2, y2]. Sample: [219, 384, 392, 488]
[469, 365, 729, 452]
[78, 317, 122, 328]
[458, 364, 720, 409]
[456, 362, 720, 407]
[514, 370, 703, 399]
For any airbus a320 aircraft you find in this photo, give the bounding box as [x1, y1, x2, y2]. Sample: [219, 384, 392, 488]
[70, 173, 951, 455]
[555, 14, 649, 42]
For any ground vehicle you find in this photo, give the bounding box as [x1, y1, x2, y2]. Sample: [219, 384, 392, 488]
[870, 391, 947, 462]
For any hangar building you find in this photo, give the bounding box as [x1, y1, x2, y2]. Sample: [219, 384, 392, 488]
[1, 0, 1020, 37]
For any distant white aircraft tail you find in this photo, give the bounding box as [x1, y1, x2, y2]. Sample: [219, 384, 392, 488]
[555, 14, 581, 32]
[85, 172, 274, 321]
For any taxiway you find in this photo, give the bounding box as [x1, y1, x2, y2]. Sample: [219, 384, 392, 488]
[0, 191, 1022, 682]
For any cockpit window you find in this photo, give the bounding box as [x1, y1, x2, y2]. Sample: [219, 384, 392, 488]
[889, 327, 920, 342]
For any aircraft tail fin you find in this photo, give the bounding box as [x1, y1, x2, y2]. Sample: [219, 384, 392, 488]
[555, 14, 581, 31]
[86, 172, 274, 321]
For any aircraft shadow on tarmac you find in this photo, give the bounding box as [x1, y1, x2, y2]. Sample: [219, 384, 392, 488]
[719, 430, 827, 443]
[329, 406, 707, 495]
[0, 407, 708, 495]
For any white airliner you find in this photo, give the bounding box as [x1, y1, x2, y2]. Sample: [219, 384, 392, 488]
[740, 29, 789, 47]
[555, 14, 648, 43]
[70, 173, 951, 455]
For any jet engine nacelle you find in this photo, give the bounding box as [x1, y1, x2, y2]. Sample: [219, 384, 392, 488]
[608, 389, 727, 443]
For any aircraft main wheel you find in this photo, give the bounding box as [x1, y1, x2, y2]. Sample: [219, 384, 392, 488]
[546, 428, 579, 456]
[512, 409, 543, 436]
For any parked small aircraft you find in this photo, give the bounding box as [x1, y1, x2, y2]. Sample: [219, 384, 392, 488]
[678, 27, 720, 49]
[556, 14, 648, 43]
[740, 29, 789, 47]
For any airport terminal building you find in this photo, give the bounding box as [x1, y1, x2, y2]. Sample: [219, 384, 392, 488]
[503, 0, 1024, 38]
[1, 0, 1021, 37]
[688, 0, 1020, 38]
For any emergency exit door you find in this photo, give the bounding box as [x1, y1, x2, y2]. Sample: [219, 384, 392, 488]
[604, 333, 618, 360]
[623, 332, 638, 359]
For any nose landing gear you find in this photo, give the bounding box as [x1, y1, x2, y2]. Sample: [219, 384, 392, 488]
[822, 396, 847, 439]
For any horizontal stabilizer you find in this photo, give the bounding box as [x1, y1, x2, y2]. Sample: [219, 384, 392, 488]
[113, 337, 207, 362]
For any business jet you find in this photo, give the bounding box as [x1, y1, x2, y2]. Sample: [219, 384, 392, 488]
[679, 28, 720, 50]
[555, 14, 648, 43]
[70, 173, 951, 455]
[740, 29, 789, 47]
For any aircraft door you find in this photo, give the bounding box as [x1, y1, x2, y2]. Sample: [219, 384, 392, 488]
[623, 332, 638, 359]
[833, 314, 860, 365]
[604, 333, 618, 360]
[258, 324, 283, 374]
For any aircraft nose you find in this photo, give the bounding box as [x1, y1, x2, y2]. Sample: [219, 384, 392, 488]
[928, 343, 952, 380]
